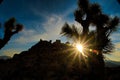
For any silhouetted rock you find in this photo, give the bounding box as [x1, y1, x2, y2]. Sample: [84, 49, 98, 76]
[0, 40, 75, 80]
[0, 40, 120, 80]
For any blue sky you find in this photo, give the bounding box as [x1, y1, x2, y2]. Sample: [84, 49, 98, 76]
[0, 0, 120, 61]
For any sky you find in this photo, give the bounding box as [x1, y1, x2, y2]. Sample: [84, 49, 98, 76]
[0, 0, 120, 61]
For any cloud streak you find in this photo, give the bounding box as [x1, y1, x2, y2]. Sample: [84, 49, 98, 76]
[14, 4, 76, 44]
[14, 14, 66, 44]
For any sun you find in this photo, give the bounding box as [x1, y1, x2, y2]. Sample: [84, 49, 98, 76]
[76, 44, 83, 53]
[75, 43, 88, 57]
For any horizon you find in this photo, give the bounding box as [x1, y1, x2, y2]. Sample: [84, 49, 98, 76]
[0, 0, 120, 61]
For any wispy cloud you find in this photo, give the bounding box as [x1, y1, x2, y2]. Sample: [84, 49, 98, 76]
[114, 42, 120, 54]
[14, 14, 66, 44]
[14, 4, 76, 44]
[14, 29, 43, 44]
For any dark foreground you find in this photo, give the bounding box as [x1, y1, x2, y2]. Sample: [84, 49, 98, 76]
[0, 40, 120, 80]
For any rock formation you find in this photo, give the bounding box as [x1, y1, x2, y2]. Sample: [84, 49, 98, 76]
[0, 39, 120, 80]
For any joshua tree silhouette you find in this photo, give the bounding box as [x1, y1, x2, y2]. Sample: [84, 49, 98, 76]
[61, 0, 119, 80]
[0, 17, 23, 49]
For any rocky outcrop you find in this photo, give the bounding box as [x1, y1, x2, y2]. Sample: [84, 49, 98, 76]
[0, 39, 120, 80]
[0, 39, 78, 80]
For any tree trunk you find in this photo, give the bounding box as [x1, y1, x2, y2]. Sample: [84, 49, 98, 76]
[88, 52, 105, 80]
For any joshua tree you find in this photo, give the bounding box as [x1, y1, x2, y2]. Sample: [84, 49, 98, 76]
[0, 17, 23, 49]
[61, 0, 119, 80]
